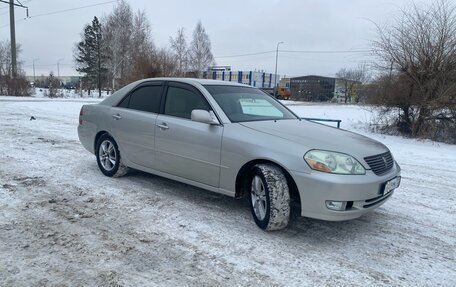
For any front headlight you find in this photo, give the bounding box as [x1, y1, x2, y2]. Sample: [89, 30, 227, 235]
[304, 150, 366, 175]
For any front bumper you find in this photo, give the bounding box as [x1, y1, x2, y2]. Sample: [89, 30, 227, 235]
[291, 162, 401, 221]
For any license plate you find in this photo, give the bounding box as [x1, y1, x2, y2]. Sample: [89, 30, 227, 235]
[384, 176, 401, 196]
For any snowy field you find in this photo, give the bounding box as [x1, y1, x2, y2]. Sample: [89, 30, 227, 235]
[0, 96, 455, 286]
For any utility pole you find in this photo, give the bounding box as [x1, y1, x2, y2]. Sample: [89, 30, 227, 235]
[274, 41, 284, 98]
[1, 0, 28, 78]
[9, 0, 17, 78]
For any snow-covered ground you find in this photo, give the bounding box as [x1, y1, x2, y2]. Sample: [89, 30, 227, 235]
[32, 87, 111, 99]
[0, 97, 454, 286]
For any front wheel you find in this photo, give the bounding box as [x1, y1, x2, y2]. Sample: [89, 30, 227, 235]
[95, 134, 128, 177]
[249, 164, 290, 231]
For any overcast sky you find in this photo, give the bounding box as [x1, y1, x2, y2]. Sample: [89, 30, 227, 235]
[0, 0, 441, 77]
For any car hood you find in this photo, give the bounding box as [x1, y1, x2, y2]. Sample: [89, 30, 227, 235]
[240, 119, 389, 164]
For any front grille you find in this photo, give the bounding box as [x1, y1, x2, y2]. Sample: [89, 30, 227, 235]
[364, 151, 394, 176]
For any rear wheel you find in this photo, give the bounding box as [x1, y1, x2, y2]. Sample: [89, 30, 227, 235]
[249, 164, 290, 231]
[96, 134, 128, 177]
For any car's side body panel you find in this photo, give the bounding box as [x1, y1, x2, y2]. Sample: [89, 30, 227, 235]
[110, 107, 158, 168]
[78, 104, 111, 154]
[155, 114, 223, 187]
[120, 160, 235, 197]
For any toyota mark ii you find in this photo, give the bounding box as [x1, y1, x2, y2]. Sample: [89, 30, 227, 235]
[78, 78, 401, 230]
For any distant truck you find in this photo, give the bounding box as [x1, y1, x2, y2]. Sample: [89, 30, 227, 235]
[260, 87, 291, 100]
[276, 86, 291, 100]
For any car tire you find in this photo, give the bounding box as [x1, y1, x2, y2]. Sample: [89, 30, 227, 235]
[248, 164, 290, 231]
[95, 134, 128, 177]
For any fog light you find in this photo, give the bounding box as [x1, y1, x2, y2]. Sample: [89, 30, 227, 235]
[326, 201, 347, 211]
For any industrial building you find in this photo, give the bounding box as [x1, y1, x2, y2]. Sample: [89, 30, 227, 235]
[288, 75, 360, 102]
[290, 75, 336, 102]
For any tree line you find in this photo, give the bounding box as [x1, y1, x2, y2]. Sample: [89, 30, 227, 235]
[74, 0, 215, 98]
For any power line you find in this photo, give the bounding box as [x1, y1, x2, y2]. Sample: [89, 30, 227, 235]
[281, 49, 371, 54]
[0, 0, 31, 11]
[27, 0, 117, 18]
[215, 50, 275, 58]
[23, 63, 73, 67]
[215, 49, 372, 59]
[0, 0, 26, 8]
[0, 0, 118, 28]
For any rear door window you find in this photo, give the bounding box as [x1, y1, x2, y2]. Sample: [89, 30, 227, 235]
[119, 85, 163, 114]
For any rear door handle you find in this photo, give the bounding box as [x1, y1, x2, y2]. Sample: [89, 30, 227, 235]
[112, 114, 122, 120]
[156, 123, 169, 130]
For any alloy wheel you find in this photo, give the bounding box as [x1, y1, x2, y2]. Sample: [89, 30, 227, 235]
[251, 175, 267, 220]
[98, 140, 117, 171]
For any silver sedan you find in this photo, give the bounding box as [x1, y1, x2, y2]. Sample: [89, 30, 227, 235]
[78, 78, 401, 230]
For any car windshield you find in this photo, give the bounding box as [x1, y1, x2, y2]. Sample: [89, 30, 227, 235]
[204, 85, 298, 123]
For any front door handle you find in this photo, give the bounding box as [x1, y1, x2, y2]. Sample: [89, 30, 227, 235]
[156, 123, 169, 130]
[112, 114, 122, 120]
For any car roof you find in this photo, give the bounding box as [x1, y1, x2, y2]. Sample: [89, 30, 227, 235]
[135, 77, 252, 87]
[99, 77, 254, 107]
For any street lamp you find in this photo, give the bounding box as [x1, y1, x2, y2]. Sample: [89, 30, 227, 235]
[32, 58, 39, 83]
[274, 41, 284, 97]
[57, 58, 64, 79]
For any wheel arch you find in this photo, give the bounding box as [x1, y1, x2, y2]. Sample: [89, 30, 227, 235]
[94, 130, 110, 153]
[235, 159, 301, 211]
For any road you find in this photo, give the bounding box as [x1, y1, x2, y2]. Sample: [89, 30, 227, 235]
[0, 97, 454, 286]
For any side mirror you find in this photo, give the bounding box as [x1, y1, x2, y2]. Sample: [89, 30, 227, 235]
[191, 109, 219, 125]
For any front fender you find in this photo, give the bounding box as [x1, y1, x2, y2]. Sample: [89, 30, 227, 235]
[219, 124, 310, 193]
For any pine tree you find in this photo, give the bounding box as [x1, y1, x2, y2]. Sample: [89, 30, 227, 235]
[75, 17, 108, 97]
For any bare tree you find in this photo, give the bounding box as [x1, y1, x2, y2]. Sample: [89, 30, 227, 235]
[102, 0, 133, 89]
[0, 40, 10, 95]
[188, 21, 215, 78]
[131, 10, 154, 57]
[0, 40, 10, 78]
[0, 40, 22, 76]
[153, 48, 178, 77]
[103, 1, 160, 88]
[336, 64, 370, 103]
[373, 0, 456, 141]
[127, 10, 156, 82]
[0, 40, 30, 96]
[170, 28, 188, 77]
